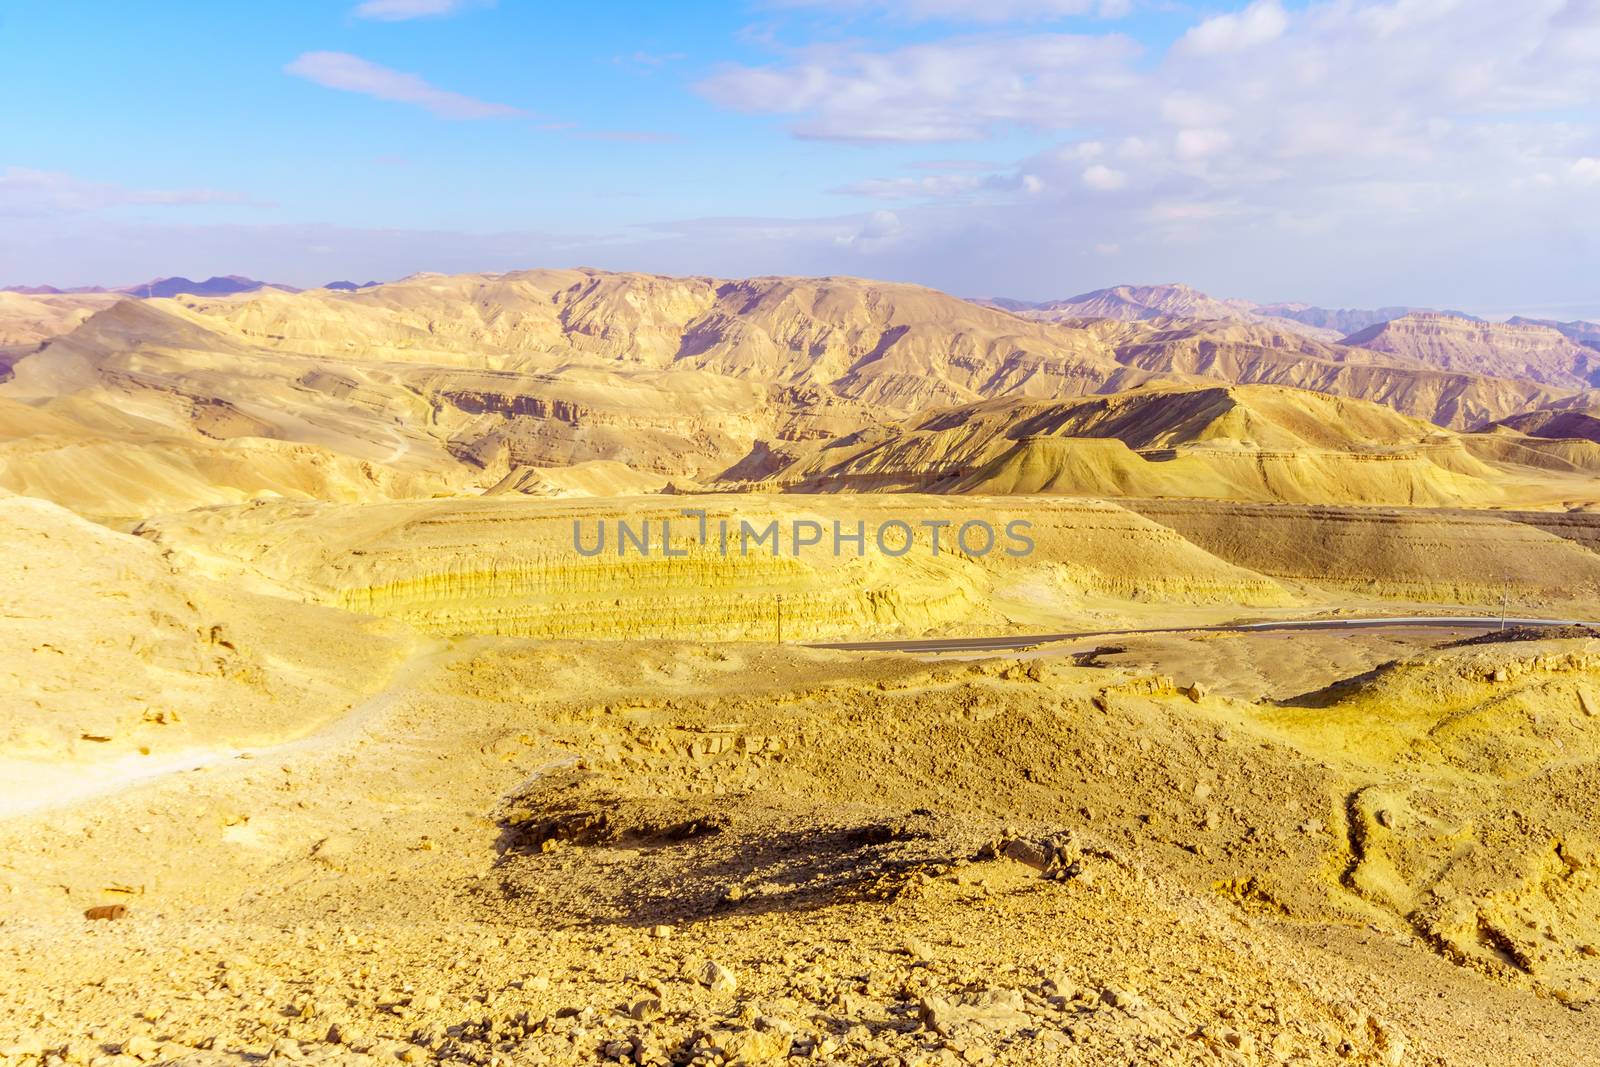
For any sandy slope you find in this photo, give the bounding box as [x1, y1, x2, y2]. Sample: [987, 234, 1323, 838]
[0, 492, 414, 776]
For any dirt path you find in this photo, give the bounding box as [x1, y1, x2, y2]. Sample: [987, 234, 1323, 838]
[0, 635, 453, 823]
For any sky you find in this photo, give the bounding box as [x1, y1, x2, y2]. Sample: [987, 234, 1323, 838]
[2, 0, 1598, 315]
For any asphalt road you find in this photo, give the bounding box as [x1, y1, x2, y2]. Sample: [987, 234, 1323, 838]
[809, 615, 1591, 654]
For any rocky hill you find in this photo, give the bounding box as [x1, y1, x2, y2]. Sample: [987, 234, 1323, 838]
[1341, 312, 1600, 389]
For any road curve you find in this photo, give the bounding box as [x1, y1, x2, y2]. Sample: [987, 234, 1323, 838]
[809, 615, 1592, 654]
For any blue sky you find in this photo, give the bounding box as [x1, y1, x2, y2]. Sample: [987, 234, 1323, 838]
[3, 0, 1598, 315]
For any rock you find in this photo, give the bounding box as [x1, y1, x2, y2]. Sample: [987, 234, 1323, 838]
[60, 1040, 94, 1064]
[649, 924, 673, 939]
[753, 1016, 796, 1036]
[1370, 1016, 1407, 1065]
[1001, 838, 1050, 871]
[1491, 668, 1509, 683]
[699, 961, 737, 993]
[121, 1036, 159, 1062]
[715, 1028, 792, 1064]
[629, 997, 663, 1022]
[326, 1021, 366, 1046]
[1099, 986, 1148, 1012]
[268, 1038, 302, 1060]
[1186, 682, 1208, 703]
[917, 990, 1031, 1037]
[1041, 974, 1077, 1000]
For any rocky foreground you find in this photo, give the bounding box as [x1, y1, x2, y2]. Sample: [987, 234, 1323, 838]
[4, 628, 1600, 1066]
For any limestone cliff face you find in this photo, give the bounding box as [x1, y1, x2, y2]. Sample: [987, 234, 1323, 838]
[136, 496, 1295, 641]
[1341, 313, 1600, 389]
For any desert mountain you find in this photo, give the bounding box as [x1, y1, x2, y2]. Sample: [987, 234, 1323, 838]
[3, 275, 294, 298]
[116, 274, 296, 299]
[1254, 303, 1441, 335]
[748, 383, 1588, 507]
[1079, 316, 1570, 429]
[3, 267, 1597, 519]
[58, 268, 1582, 425]
[1340, 312, 1600, 389]
[986, 283, 1329, 333]
[985, 284, 1434, 342]
[0, 290, 124, 349]
[985, 283, 1484, 342]
[1507, 315, 1600, 348]
[1483, 400, 1600, 445]
[0, 283, 111, 295]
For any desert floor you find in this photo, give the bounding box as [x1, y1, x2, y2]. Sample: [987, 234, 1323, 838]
[6, 620, 1600, 1067]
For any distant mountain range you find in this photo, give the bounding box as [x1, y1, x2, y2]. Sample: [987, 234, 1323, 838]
[2, 276, 382, 298]
[1507, 316, 1600, 346]
[979, 283, 1490, 340]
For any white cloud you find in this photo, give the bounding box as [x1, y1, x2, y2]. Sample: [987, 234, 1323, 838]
[834, 175, 984, 197]
[833, 210, 905, 248]
[1174, 127, 1232, 160]
[766, 0, 1132, 21]
[1175, 0, 1288, 56]
[1081, 164, 1127, 189]
[352, 0, 489, 21]
[1160, 92, 1231, 127]
[14, 1, 1600, 314]
[832, 168, 1045, 198]
[284, 52, 521, 119]
[0, 168, 246, 217]
[696, 34, 1141, 141]
[692, 0, 1600, 224]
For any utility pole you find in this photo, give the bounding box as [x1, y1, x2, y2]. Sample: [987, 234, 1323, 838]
[1500, 574, 1509, 631]
[776, 594, 784, 643]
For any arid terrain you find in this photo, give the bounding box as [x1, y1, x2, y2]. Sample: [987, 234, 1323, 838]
[5, 271, 1600, 1066]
